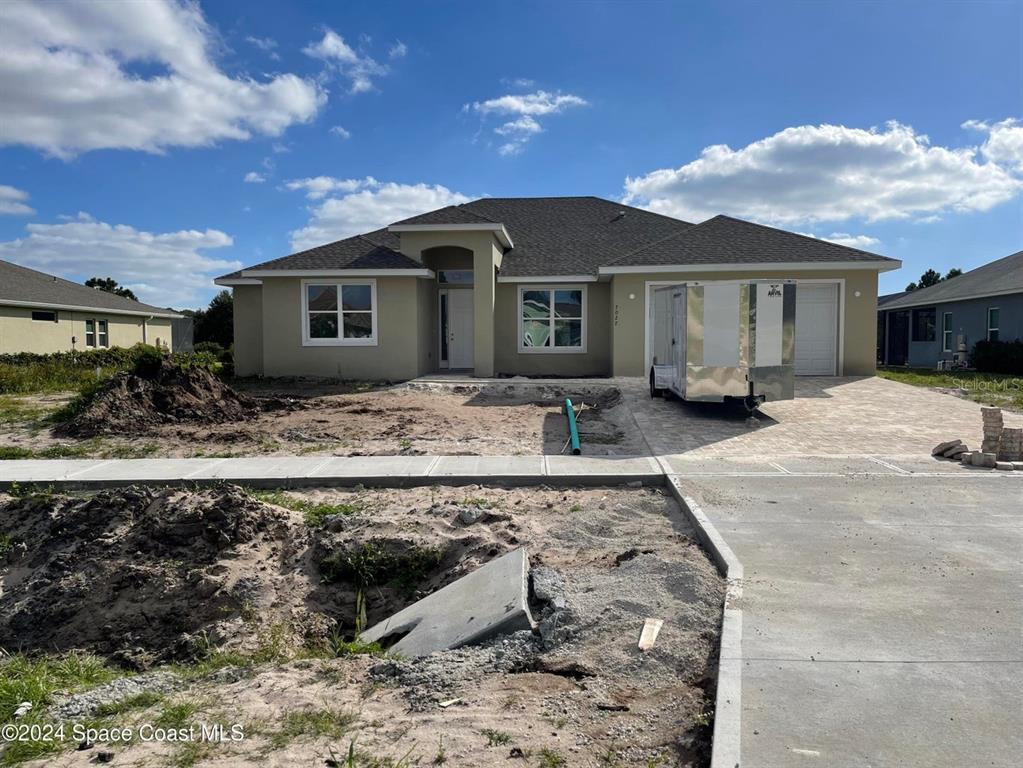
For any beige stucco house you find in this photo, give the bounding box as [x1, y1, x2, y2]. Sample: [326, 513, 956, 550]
[216, 197, 900, 380]
[0, 260, 179, 354]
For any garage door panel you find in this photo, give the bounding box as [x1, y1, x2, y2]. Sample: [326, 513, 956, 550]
[795, 284, 838, 375]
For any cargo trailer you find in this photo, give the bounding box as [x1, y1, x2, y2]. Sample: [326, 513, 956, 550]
[649, 280, 797, 410]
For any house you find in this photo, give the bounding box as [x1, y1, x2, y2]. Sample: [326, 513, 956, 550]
[877, 250, 1022, 368]
[0, 259, 179, 354]
[216, 197, 900, 380]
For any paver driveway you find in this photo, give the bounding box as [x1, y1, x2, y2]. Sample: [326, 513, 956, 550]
[679, 471, 1023, 768]
[624, 376, 1023, 457]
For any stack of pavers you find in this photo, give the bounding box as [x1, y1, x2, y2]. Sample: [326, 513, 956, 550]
[932, 407, 1023, 470]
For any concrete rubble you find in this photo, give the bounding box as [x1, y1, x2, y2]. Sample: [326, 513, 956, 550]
[360, 547, 536, 657]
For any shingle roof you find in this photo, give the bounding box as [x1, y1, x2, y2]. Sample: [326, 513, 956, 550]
[223, 197, 898, 279]
[606, 215, 898, 268]
[0, 260, 179, 317]
[236, 228, 424, 272]
[879, 250, 1023, 310]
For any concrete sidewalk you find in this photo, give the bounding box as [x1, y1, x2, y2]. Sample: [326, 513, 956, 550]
[0, 452, 1018, 489]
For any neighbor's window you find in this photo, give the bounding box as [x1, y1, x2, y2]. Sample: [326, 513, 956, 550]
[31, 310, 57, 322]
[942, 312, 953, 352]
[303, 280, 376, 346]
[987, 307, 1000, 342]
[912, 307, 935, 342]
[519, 286, 586, 352]
[438, 269, 473, 285]
[98, 319, 109, 347]
[85, 319, 96, 347]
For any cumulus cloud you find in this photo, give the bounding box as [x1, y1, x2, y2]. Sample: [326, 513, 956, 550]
[243, 172, 266, 183]
[287, 180, 470, 251]
[964, 118, 1023, 173]
[0, 0, 324, 158]
[389, 40, 407, 59]
[303, 29, 387, 93]
[0, 185, 35, 216]
[799, 232, 881, 250]
[466, 89, 587, 155]
[330, 125, 352, 139]
[0, 213, 239, 308]
[623, 121, 1023, 226]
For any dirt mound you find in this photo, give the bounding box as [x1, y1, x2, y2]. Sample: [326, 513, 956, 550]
[55, 359, 260, 437]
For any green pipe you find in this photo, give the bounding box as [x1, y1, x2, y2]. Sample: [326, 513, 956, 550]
[564, 398, 581, 455]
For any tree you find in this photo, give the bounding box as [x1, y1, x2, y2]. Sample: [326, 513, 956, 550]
[905, 267, 962, 292]
[192, 290, 234, 348]
[85, 276, 138, 301]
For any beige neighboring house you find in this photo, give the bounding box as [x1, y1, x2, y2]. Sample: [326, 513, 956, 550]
[216, 197, 901, 380]
[0, 259, 180, 354]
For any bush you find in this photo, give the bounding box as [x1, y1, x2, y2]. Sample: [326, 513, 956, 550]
[971, 339, 1023, 374]
[192, 341, 225, 355]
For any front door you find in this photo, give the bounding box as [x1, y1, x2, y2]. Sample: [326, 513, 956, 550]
[442, 289, 474, 369]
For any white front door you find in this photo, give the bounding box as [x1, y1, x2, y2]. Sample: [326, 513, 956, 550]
[445, 290, 474, 369]
[795, 283, 839, 375]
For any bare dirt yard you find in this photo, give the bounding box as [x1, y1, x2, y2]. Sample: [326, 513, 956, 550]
[1, 379, 647, 460]
[0, 483, 723, 767]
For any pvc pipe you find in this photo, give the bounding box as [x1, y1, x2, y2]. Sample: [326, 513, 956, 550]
[564, 398, 581, 455]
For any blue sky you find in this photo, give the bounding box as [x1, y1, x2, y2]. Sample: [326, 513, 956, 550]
[0, 0, 1020, 308]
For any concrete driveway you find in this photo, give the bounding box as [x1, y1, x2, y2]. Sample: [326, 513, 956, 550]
[679, 472, 1023, 768]
[625, 376, 1023, 457]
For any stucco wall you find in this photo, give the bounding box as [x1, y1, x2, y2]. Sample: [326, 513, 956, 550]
[494, 282, 612, 376]
[232, 285, 264, 377]
[258, 276, 426, 380]
[0, 306, 172, 354]
[885, 292, 1023, 367]
[609, 270, 880, 376]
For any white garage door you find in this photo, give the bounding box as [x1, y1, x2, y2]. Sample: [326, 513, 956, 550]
[795, 283, 839, 375]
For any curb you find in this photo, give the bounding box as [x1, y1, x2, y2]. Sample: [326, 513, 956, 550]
[665, 475, 744, 768]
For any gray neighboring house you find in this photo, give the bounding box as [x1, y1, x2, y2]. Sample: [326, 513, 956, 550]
[877, 250, 1022, 368]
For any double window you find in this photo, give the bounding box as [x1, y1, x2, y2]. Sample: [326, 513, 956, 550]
[518, 285, 586, 353]
[84, 319, 109, 347]
[911, 307, 935, 342]
[987, 307, 999, 342]
[302, 280, 377, 346]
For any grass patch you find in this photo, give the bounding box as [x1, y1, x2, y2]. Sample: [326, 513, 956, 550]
[877, 368, 1023, 411]
[537, 748, 567, 767]
[481, 728, 511, 746]
[268, 707, 358, 749]
[0, 651, 122, 724]
[0, 447, 32, 460]
[250, 489, 362, 527]
[94, 690, 165, 717]
[320, 542, 442, 596]
[0, 396, 53, 425]
[0, 440, 159, 461]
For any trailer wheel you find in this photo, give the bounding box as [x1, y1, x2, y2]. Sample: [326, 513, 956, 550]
[649, 369, 663, 398]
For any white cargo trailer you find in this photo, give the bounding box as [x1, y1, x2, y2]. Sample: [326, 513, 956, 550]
[649, 280, 797, 410]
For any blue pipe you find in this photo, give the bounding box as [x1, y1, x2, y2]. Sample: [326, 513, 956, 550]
[564, 398, 581, 455]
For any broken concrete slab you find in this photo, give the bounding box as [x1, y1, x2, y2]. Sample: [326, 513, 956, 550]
[932, 439, 963, 456]
[360, 547, 536, 657]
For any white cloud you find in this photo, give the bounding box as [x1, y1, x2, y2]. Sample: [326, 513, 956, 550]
[243, 171, 266, 183]
[0, 184, 34, 216]
[0, 0, 325, 158]
[0, 213, 239, 307]
[799, 232, 881, 250]
[389, 40, 407, 59]
[245, 35, 280, 60]
[288, 181, 471, 251]
[330, 125, 352, 139]
[623, 121, 1023, 226]
[466, 89, 587, 154]
[964, 118, 1023, 172]
[284, 176, 378, 200]
[303, 29, 387, 93]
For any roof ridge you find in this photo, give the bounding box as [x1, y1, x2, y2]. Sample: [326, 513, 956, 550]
[604, 227, 693, 266]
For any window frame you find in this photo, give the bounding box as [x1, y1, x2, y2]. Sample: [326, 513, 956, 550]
[911, 307, 936, 343]
[987, 307, 999, 342]
[31, 310, 58, 323]
[517, 284, 587, 354]
[300, 278, 378, 347]
[84, 318, 96, 347]
[941, 311, 953, 352]
[97, 319, 109, 348]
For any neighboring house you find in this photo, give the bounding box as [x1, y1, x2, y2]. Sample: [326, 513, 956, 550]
[216, 197, 900, 380]
[877, 250, 1022, 368]
[0, 259, 180, 354]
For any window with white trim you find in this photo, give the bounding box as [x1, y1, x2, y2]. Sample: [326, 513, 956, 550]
[84, 318, 110, 348]
[518, 286, 586, 352]
[302, 280, 377, 346]
[942, 312, 953, 352]
[987, 307, 999, 342]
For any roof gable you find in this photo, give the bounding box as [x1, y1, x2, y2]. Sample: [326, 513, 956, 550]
[880, 250, 1023, 310]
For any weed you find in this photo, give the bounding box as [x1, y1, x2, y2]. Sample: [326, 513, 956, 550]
[537, 747, 567, 767]
[155, 700, 199, 729]
[325, 630, 385, 659]
[694, 709, 713, 727]
[0, 651, 121, 724]
[94, 690, 164, 717]
[433, 736, 447, 764]
[327, 740, 418, 767]
[0, 447, 32, 460]
[320, 541, 441, 597]
[250, 489, 362, 527]
[268, 707, 358, 749]
[398, 438, 413, 450]
[0, 396, 52, 425]
[569, 504, 582, 513]
[167, 739, 215, 768]
[0, 534, 12, 557]
[482, 728, 511, 746]
[460, 496, 494, 508]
